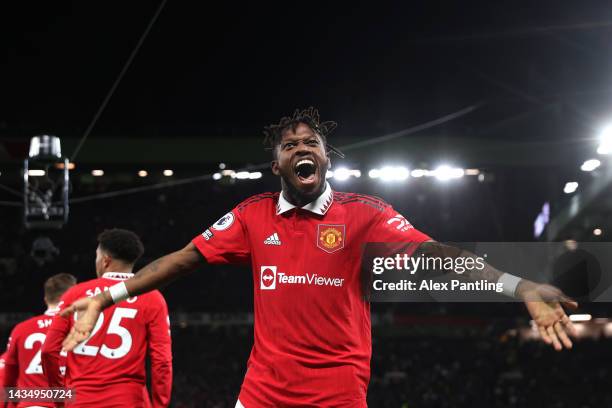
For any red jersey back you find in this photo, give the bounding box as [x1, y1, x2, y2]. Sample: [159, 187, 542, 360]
[42, 272, 172, 408]
[3, 309, 62, 408]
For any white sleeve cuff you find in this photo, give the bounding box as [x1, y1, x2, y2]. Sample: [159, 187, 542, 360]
[109, 281, 130, 304]
[498, 273, 522, 298]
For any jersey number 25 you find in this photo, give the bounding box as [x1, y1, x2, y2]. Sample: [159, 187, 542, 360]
[73, 307, 137, 359]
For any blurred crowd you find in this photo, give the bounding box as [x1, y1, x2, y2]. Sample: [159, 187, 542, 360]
[0, 321, 609, 407]
[169, 326, 612, 408]
[0, 175, 610, 407]
[0, 170, 550, 313]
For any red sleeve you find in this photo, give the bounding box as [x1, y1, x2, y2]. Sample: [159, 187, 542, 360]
[142, 386, 152, 408]
[367, 205, 432, 245]
[41, 296, 73, 388]
[3, 327, 19, 388]
[3, 327, 18, 367]
[191, 209, 250, 265]
[2, 363, 17, 390]
[146, 292, 172, 408]
[0, 352, 17, 408]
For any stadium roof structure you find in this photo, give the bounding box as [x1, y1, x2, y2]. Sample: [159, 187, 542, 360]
[0, 101, 593, 168]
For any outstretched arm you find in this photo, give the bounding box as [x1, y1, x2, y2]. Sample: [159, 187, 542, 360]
[41, 315, 70, 388]
[61, 242, 204, 351]
[417, 241, 578, 351]
[146, 293, 172, 408]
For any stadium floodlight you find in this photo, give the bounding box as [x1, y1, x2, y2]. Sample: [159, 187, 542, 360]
[593, 228, 603, 236]
[370, 167, 411, 180]
[91, 170, 104, 176]
[569, 314, 592, 322]
[163, 169, 174, 177]
[334, 167, 350, 181]
[580, 159, 601, 172]
[138, 170, 148, 177]
[236, 171, 251, 179]
[332, 167, 361, 181]
[376, 166, 409, 181]
[597, 125, 612, 155]
[563, 181, 578, 194]
[212, 172, 222, 180]
[249, 171, 263, 179]
[432, 165, 464, 181]
[55, 162, 75, 170]
[410, 169, 428, 178]
[465, 168, 480, 176]
[221, 169, 236, 178]
[28, 169, 46, 176]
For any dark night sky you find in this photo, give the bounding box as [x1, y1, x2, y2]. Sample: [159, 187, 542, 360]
[2, 1, 612, 306]
[2, 0, 612, 142]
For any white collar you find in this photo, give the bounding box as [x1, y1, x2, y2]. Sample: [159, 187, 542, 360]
[102, 272, 134, 281]
[44, 307, 60, 316]
[276, 182, 333, 215]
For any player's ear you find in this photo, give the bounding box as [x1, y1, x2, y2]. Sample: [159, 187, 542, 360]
[271, 160, 280, 176]
[103, 254, 112, 269]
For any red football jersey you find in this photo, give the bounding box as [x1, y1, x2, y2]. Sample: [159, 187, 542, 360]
[0, 351, 16, 408]
[42, 273, 172, 408]
[3, 309, 63, 408]
[192, 184, 430, 407]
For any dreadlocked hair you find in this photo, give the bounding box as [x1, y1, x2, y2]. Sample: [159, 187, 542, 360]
[263, 107, 345, 158]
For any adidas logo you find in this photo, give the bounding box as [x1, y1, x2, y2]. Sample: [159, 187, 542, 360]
[264, 233, 281, 246]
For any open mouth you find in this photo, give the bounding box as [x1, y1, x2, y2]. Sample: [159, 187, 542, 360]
[294, 159, 317, 184]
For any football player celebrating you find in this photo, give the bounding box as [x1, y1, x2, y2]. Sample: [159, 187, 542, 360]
[60, 108, 577, 407]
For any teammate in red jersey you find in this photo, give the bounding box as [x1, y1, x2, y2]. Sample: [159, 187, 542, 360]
[60, 108, 577, 407]
[2, 273, 76, 408]
[41, 229, 172, 408]
[0, 351, 16, 408]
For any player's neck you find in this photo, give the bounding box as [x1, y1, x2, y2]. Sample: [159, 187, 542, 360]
[281, 180, 326, 208]
[101, 263, 133, 276]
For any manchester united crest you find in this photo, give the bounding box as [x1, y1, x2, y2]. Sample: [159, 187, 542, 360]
[317, 224, 345, 253]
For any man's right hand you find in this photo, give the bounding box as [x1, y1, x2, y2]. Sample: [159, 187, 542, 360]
[58, 244, 204, 351]
[60, 295, 106, 351]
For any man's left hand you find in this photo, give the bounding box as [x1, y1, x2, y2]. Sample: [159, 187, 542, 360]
[517, 281, 578, 351]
